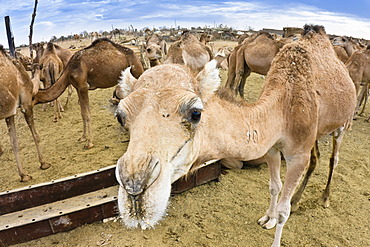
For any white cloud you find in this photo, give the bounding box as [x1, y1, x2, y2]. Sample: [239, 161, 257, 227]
[1, 1, 370, 47]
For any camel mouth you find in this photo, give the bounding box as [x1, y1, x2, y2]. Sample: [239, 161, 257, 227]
[116, 159, 172, 230]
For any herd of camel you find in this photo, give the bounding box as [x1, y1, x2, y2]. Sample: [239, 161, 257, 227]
[0, 24, 368, 246]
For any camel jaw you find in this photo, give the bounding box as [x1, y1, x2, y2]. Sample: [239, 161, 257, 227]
[116, 164, 172, 229]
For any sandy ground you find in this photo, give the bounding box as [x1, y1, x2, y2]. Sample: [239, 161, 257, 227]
[0, 40, 369, 247]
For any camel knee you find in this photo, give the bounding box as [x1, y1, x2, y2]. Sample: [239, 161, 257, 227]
[270, 180, 282, 196]
[276, 203, 291, 225]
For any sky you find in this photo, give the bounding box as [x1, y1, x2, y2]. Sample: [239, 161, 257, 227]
[1, 0, 370, 48]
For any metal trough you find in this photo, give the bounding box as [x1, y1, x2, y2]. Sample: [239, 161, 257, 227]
[0, 162, 221, 246]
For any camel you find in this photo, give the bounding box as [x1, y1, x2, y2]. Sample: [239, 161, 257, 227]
[39, 42, 65, 122]
[144, 33, 168, 68]
[32, 38, 144, 149]
[213, 46, 233, 70]
[113, 25, 356, 246]
[0, 45, 50, 181]
[345, 47, 370, 116]
[225, 32, 286, 98]
[33, 42, 74, 107]
[164, 31, 213, 74]
[332, 36, 361, 61]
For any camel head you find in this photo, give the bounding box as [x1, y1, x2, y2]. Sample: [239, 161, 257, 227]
[114, 60, 220, 229]
[332, 36, 349, 46]
[145, 43, 163, 61]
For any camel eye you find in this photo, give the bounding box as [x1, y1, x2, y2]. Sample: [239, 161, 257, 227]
[147, 48, 151, 53]
[190, 109, 201, 122]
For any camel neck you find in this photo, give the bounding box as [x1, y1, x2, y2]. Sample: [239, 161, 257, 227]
[34, 70, 70, 104]
[197, 91, 283, 163]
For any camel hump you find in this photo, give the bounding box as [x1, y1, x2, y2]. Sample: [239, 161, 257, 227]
[302, 24, 326, 36]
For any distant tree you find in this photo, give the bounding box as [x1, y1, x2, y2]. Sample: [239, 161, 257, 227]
[50, 36, 57, 42]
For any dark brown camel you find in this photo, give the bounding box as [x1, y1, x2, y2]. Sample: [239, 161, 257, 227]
[32, 38, 144, 149]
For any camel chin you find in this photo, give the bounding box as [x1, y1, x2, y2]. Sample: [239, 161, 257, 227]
[116, 167, 172, 229]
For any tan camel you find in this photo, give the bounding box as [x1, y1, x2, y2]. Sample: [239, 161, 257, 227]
[225, 32, 285, 98]
[345, 47, 370, 116]
[0, 45, 50, 181]
[39, 42, 65, 122]
[333, 45, 349, 63]
[164, 31, 213, 74]
[114, 25, 356, 246]
[34, 42, 74, 107]
[32, 38, 144, 149]
[144, 33, 168, 67]
[332, 36, 361, 60]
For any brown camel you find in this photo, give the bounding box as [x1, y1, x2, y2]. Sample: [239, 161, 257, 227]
[164, 31, 213, 74]
[144, 33, 168, 67]
[114, 25, 356, 246]
[345, 47, 370, 116]
[39, 42, 65, 122]
[0, 45, 50, 181]
[225, 32, 285, 98]
[32, 38, 144, 149]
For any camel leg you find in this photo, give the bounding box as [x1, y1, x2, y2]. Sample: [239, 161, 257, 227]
[234, 48, 246, 97]
[271, 153, 311, 247]
[64, 85, 73, 108]
[358, 83, 368, 115]
[257, 147, 282, 230]
[77, 88, 94, 149]
[321, 126, 345, 208]
[5, 116, 32, 181]
[238, 66, 251, 99]
[224, 48, 237, 90]
[291, 141, 319, 211]
[24, 107, 51, 170]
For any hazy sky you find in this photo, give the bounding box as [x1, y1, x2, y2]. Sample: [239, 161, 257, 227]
[1, 0, 370, 47]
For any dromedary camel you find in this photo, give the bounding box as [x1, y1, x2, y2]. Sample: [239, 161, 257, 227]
[225, 31, 285, 98]
[34, 42, 74, 106]
[32, 38, 144, 149]
[345, 47, 370, 116]
[332, 36, 361, 62]
[114, 25, 356, 246]
[39, 42, 65, 122]
[164, 31, 213, 74]
[144, 33, 168, 67]
[0, 45, 50, 181]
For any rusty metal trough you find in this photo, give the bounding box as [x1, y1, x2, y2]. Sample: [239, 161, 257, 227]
[0, 162, 221, 246]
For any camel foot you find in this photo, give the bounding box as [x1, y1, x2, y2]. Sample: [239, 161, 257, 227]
[84, 143, 94, 149]
[78, 136, 87, 142]
[321, 198, 330, 208]
[20, 174, 32, 182]
[40, 162, 51, 170]
[290, 201, 300, 212]
[257, 215, 277, 229]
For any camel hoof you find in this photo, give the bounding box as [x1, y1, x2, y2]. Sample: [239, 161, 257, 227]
[21, 174, 32, 182]
[84, 143, 94, 149]
[78, 137, 87, 142]
[258, 215, 276, 229]
[40, 163, 51, 170]
[321, 199, 330, 208]
[290, 201, 300, 212]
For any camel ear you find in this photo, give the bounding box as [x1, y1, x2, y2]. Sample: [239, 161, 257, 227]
[196, 60, 221, 100]
[116, 67, 137, 99]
